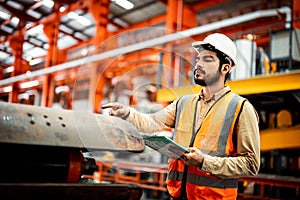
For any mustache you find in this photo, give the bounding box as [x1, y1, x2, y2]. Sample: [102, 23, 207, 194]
[194, 68, 205, 75]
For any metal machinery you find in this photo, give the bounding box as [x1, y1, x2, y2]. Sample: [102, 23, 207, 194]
[0, 101, 144, 200]
[0, 0, 300, 199]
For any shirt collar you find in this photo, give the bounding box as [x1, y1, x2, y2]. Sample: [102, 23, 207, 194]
[199, 86, 231, 102]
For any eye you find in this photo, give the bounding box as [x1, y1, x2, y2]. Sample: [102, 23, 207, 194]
[202, 55, 214, 62]
[196, 55, 215, 63]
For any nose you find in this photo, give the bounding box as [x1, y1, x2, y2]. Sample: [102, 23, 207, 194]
[195, 59, 203, 68]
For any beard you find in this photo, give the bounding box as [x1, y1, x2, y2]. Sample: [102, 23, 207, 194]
[193, 68, 221, 86]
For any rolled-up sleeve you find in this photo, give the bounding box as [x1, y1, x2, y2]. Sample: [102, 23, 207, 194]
[126, 100, 178, 133]
[201, 101, 260, 178]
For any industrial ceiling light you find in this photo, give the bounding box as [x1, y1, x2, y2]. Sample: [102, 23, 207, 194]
[20, 80, 39, 89]
[26, 56, 33, 62]
[41, 0, 54, 8]
[0, 10, 10, 20]
[59, 6, 66, 12]
[27, 24, 44, 36]
[112, 0, 134, 10]
[2, 86, 12, 93]
[10, 17, 20, 26]
[3, 66, 14, 74]
[67, 11, 91, 26]
[29, 58, 44, 66]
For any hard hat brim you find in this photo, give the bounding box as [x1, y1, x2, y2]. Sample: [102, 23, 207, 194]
[192, 41, 236, 67]
[192, 42, 216, 53]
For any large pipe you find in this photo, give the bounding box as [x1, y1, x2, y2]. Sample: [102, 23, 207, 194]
[0, 101, 144, 152]
[0, 6, 291, 87]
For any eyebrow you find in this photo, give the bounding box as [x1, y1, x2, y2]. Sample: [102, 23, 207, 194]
[197, 55, 215, 60]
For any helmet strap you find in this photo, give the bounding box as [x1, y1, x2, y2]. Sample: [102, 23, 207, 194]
[225, 57, 233, 67]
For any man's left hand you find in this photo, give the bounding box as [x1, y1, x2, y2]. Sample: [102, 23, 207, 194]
[181, 147, 205, 167]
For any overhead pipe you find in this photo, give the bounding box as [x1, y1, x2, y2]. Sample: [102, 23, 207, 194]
[0, 6, 291, 87]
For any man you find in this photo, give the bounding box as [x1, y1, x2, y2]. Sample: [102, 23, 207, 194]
[103, 33, 260, 199]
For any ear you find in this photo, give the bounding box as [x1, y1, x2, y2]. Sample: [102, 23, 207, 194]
[222, 64, 231, 74]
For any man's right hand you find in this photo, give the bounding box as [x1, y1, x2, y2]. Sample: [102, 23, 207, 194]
[101, 102, 130, 119]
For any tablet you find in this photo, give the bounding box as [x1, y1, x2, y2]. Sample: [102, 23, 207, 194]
[142, 135, 190, 158]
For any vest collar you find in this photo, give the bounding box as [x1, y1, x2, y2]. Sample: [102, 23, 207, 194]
[199, 86, 231, 103]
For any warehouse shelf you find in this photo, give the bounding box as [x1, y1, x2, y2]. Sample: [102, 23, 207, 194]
[238, 173, 300, 199]
[94, 160, 300, 199]
[260, 126, 300, 151]
[95, 160, 168, 191]
[156, 69, 300, 103]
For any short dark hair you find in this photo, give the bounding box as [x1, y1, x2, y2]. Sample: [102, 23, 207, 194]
[216, 52, 231, 82]
[195, 43, 232, 82]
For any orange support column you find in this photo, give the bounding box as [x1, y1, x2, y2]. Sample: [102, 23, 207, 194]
[164, 0, 180, 88]
[166, 0, 180, 32]
[182, 5, 196, 30]
[89, 0, 110, 113]
[42, 3, 60, 107]
[293, 0, 300, 29]
[8, 21, 26, 103]
[165, 0, 197, 88]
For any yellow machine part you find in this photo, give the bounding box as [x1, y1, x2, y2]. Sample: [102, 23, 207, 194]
[157, 70, 300, 102]
[260, 127, 300, 151]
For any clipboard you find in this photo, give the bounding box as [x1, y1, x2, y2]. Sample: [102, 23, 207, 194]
[142, 135, 190, 158]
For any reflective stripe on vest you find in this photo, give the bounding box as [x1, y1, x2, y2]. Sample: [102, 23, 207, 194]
[174, 92, 244, 155]
[209, 94, 242, 156]
[167, 92, 245, 197]
[168, 170, 238, 188]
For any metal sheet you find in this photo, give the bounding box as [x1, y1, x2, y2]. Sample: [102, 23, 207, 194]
[0, 183, 143, 200]
[0, 101, 144, 152]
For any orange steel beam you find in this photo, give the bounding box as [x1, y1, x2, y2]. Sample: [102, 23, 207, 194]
[191, 17, 286, 42]
[293, 0, 300, 28]
[42, 3, 61, 107]
[0, 0, 90, 46]
[111, 14, 166, 35]
[164, 0, 181, 87]
[63, 14, 166, 57]
[62, 15, 166, 53]
[52, 48, 162, 87]
[190, 0, 230, 12]
[166, 0, 179, 32]
[90, 0, 110, 113]
[105, 59, 159, 75]
[182, 4, 197, 29]
[155, 0, 167, 5]
[163, 0, 197, 87]
[0, 3, 37, 22]
[106, 48, 161, 66]
[7, 20, 27, 103]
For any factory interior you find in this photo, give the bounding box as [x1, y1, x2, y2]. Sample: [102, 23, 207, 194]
[0, 0, 300, 199]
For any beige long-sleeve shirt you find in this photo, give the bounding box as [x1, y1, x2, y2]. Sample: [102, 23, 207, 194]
[127, 86, 260, 178]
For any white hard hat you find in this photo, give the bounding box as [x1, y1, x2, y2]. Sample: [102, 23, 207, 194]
[192, 33, 237, 67]
[18, 93, 29, 100]
[55, 85, 70, 94]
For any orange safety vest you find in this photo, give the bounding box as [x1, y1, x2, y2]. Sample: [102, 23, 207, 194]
[166, 91, 246, 200]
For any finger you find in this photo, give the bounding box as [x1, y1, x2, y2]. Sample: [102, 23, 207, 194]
[101, 104, 112, 109]
[109, 109, 123, 116]
[102, 102, 116, 109]
[180, 154, 187, 161]
[187, 147, 195, 153]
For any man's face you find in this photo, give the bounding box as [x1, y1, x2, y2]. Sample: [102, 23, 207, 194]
[193, 49, 221, 86]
